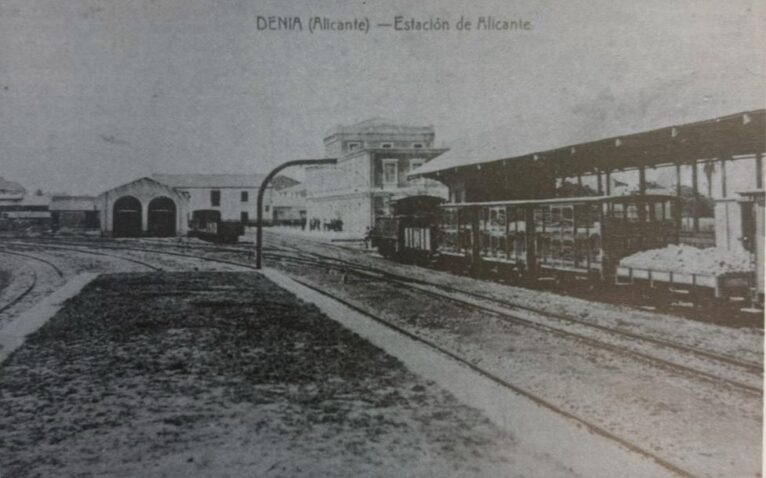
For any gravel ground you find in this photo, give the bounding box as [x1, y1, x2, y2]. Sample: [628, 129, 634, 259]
[0, 272, 557, 477]
[264, 231, 763, 365]
[271, 246, 763, 477]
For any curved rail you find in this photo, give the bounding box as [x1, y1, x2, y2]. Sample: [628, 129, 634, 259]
[11, 238, 761, 394]
[5, 243, 163, 272]
[0, 249, 65, 315]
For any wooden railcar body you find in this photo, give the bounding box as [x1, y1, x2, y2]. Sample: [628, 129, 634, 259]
[370, 195, 444, 261]
[437, 195, 679, 280]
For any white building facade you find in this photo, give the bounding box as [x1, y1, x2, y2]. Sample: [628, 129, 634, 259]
[153, 174, 298, 225]
[305, 119, 448, 237]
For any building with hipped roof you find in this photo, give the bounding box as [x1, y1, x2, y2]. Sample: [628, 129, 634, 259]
[305, 118, 449, 237]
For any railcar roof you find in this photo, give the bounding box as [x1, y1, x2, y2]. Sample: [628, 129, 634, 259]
[440, 194, 675, 208]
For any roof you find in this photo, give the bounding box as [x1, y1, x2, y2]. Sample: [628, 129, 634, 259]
[97, 177, 187, 202]
[0, 176, 25, 193]
[18, 194, 50, 207]
[324, 118, 434, 140]
[412, 82, 766, 177]
[50, 195, 96, 211]
[152, 174, 299, 190]
[442, 194, 676, 208]
[276, 183, 306, 194]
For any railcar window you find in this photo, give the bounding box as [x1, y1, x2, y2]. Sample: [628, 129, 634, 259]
[612, 202, 624, 220]
[627, 203, 639, 222]
[655, 202, 664, 221]
[574, 205, 590, 229]
[591, 205, 601, 225]
[666, 201, 675, 221]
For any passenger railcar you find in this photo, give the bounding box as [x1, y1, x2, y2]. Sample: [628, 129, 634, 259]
[370, 195, 444, 263]
[189, 209, 244, 244]
[375, 194, 679, 282]
[441, 195, 679, 281]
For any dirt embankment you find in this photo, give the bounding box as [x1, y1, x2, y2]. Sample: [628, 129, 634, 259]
[0, 272, 538, 477]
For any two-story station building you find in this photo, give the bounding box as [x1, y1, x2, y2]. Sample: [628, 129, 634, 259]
[305, 119, 448, 237]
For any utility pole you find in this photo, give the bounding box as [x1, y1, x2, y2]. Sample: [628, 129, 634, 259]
[256, 158, 337, 269]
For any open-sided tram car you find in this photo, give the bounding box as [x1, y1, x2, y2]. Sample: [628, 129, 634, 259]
[189, 209, 244, 244]
[439, 195, 678, 281]
[370, 195, 444, 263]
[375, 194, 679, 283]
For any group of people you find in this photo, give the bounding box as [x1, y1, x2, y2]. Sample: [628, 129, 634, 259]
[307, 217, 344, 232]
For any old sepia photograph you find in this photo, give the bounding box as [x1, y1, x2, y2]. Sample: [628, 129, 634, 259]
[0, 1, 764, 476]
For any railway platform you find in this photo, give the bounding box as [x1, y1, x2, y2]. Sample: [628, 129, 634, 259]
[0, 270, 602, 477]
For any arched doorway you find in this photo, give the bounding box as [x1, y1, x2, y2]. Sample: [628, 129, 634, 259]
[147, 196, 176, 237]
[113, 196, 142, 238]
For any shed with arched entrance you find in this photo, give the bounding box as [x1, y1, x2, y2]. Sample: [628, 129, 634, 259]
[112, 196, 142, 237]
[96, 177, 188, 237]
[147, 196, 177, 236]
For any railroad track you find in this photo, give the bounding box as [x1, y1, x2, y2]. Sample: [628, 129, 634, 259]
[285, 273, 696, 478]
[265, 249, 763, 395]
[4, 243, 163, 272]
[266, 236, 764, 368]
[0, 249, 65, 316]
[4, 238, 757, 476]
[12, 237, 761, 393]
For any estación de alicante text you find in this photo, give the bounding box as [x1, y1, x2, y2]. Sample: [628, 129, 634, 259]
[394, 16, 532, 31]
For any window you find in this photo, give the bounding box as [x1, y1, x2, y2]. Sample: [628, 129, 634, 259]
[265, 205, 270, 212]
[241, 211, 249, 223]
[382, 159, 398, 186]
[241, 191, 249, 202]
[347, 142, 361, 152]
[381, 143, 393, 149]
[210, 190, 220, 207]
[409, 159, 425, 172]
[412, 143, 424, 149]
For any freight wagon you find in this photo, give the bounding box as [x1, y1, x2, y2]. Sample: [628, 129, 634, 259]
[188, 209, 244, 244]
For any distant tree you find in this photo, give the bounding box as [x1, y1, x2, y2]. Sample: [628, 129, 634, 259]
[557, 180, 598, 197]
[675, 184, 713, 218]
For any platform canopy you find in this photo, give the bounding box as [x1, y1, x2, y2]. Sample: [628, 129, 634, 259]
[411, 109, 765, 181]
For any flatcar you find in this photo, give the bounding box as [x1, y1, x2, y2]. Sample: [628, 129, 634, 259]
[370, 195, 444, 263]
[189, 209, 244, 244]
[375, 194, 680, 282]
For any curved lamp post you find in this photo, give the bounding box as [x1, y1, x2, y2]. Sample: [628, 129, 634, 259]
[256, 158, 337, 269]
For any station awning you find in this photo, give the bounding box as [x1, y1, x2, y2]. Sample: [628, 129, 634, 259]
[411, 109, 765, 180]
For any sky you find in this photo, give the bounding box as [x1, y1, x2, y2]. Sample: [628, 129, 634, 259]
[0, 0, 764, 194]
